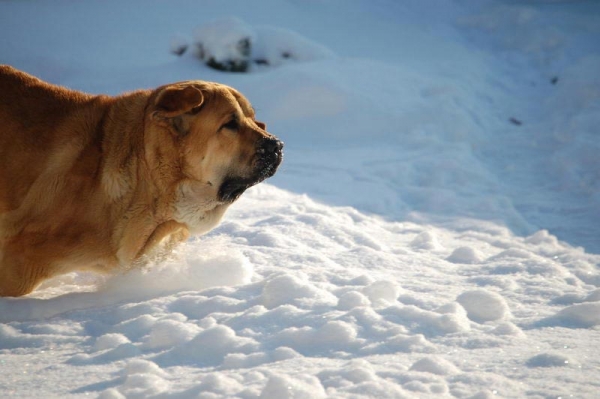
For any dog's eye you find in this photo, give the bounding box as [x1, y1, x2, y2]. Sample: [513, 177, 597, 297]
[221, 117, 239, 131]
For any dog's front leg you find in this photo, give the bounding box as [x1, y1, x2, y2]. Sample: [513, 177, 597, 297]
[0, 249, 47, 297]
[133, 220, 190, 265]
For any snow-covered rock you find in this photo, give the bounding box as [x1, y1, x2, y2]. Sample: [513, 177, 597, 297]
[193, 17, 255, 72]
[185, 17, 335, 72]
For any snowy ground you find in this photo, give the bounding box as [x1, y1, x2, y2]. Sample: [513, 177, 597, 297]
[1, 0, 599, 398]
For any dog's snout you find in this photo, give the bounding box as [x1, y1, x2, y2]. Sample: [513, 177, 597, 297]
[261, 138, 283, 154]
[255, 137, 283, 180]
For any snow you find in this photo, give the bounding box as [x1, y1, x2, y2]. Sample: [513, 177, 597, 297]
[409, 357, 461, 376]
[185, 17, 335, 71]
[545, 302, 600, 328]
[456, 290, 510, 323]
[525, 353, 577, 369]
[1, 0, 599, 398]
[252, 26, 336, 67]
[192, 17, 255, 63]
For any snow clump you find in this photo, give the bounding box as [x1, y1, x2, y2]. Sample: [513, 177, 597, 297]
[93, 333, 131, 352]
[259, 373, 327, 399]
[456, 289, 510, 323]
[447, 246, 483, 264]
[260, 273, 336, 309]
[409, 356, 461, 376]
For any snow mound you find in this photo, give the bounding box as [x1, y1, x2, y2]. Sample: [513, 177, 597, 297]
[410, 231, 444, 251]
[253, 26, 335, 67]
[526, 353, 577, 368]
[102, 237, 254, 301]
[142, 318, 200, 350]
[260, 373, 327, 399]
[409, 356, 461, 376]
[192, 16, 254, 72]
[318, 359, 415, 398]
[318, 359, 377, 384]
[337, 290, 371, 310]
[273, 320, 359, 353]
[155, 324, 258, 367]
[222, 346, 300, 369]
[585, 289, 600, 302]
[382, 333, 436, 354]
[543, 302, 600, 328]
[122, 359, 167, 377]
[0, 238, 253, 322]
[381, 303, 471, 335]
[108, 359, 171, 398]
[362, 280, 401, 307]
[182, 17, 335, 72]
[216, 375, 251, 396]
[260, 273, 336, 309]
[447, 246, 483, 264]
[456, 289, 510, 323]
[551, 288, 600, 306]
[490, 322, 525, 337]
[93, 333, 131, 351]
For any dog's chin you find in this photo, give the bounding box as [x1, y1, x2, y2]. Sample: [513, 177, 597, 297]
[218, 178, 251, 203]
[218, 153, 283, 203]
[218, 169, 275, 203]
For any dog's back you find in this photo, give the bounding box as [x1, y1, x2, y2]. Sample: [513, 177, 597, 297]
[0, 65, 100, 213]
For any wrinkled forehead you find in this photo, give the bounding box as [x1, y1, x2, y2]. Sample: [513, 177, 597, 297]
[205, 84, 256, 118]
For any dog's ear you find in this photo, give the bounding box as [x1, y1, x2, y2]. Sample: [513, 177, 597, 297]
[152, 84, 204, 136]
[256, 120, 267, 130]
[154, 84, 204, 117]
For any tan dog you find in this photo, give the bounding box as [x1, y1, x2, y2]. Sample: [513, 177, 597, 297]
[0, 65, 282, 297]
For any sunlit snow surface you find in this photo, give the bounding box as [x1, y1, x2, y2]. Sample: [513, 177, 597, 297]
[0, 0, 599, 398]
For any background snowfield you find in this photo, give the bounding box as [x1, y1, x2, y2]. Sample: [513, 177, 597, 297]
[1, 0, 599, 398]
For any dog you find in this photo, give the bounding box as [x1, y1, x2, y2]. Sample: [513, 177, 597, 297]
[0, 65, 283, 297]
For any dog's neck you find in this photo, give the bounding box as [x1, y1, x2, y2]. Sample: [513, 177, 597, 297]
[98, 92, 148, 200]
[98, 91, 183, 265]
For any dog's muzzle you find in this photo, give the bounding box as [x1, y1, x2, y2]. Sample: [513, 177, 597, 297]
[256, 137, 283, 179]
[218, 138, 284, 203]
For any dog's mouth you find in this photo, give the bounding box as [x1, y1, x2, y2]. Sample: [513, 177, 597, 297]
[218, 177, 254, 203]
[218, 138, 283, 203]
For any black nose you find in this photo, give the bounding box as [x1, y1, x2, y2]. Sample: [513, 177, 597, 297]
[256, 137, 283, 179]
[261, 138, 283, 154]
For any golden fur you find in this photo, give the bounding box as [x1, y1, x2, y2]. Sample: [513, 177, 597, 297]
[0, 65, 282, 296]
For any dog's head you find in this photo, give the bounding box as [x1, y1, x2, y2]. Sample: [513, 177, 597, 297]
[146, 81, 283, 231]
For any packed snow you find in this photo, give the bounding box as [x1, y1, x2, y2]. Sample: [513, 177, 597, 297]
[1, 0, 599, 398]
